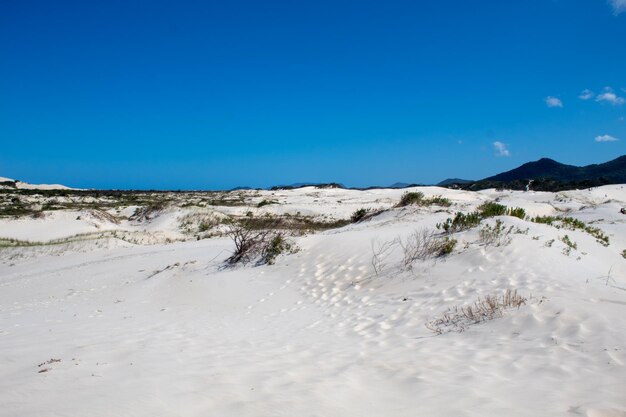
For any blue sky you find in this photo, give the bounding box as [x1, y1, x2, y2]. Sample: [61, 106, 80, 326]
[1, 0, 625, 189]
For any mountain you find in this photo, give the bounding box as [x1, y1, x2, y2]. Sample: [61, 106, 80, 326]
[270, 182, 345, 190]
[436, 178, 474, 187]
[388, 182, 413, 188]
[483, 155, 626, 183]
[450, 155, 626, 191]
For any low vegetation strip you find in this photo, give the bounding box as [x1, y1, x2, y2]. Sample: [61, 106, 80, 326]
[532, 215, 610, 246]
[436, 201, 526, 234]
[396, 192, 452, 208]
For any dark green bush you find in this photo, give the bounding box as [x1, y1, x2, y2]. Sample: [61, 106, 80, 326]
[257, 199, 277, 208]
[351, 208, 370, 223]
[507, 207, 526, 219]
[478, 202, 507, 218]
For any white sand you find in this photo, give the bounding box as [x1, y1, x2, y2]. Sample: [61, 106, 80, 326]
[0, 177, 75, 190]
[1, 185, 625, 417]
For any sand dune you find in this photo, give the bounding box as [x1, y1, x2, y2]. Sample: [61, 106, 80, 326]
[1, 185, 625, 416]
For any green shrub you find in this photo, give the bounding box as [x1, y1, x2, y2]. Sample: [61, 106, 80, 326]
[424, 196, 452, 207]
[532, 216, 557, 225]
[262, 234, 295, 265]
[436, 211, 481, 233]
[437, 237, 457, 256]
[479, 219, 512, 246]
[561, 235, 577, 250]
[397, 192, 424, 207]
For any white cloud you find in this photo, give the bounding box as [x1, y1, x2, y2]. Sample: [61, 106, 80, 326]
[545, 96, 563, 108]
[595, 134, 619, 142]
[596, 87, 625, 105]
[493, 141, 511, 157]
[579, 89, 594, 100]
[608, 0, 626, 14]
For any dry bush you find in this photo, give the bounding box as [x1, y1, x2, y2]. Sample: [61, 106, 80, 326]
[426, 289, 527, 334]
[225, 221, 274, 265]
[129, 203, 167, 222]
[371, 238, 400, 276]
[224, 218, 296, 265]
[400, 229, 456, 269]
[88, 209, 121, 224]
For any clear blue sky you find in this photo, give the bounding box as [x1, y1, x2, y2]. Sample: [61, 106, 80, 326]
[1, 0, 625, 189]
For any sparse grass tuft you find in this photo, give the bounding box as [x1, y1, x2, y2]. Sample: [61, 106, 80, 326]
[560, 234, 577, 255]
[479, 219, 512, 246]
[426, 289, 527, 334]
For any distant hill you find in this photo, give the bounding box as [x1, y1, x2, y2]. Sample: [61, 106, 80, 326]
[270, 182, 345, 191]
[436, 178, 474, 187]
[388, 182, 413, 188]
[453, 155, 626, 191]
[483, 155, 626, 183]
